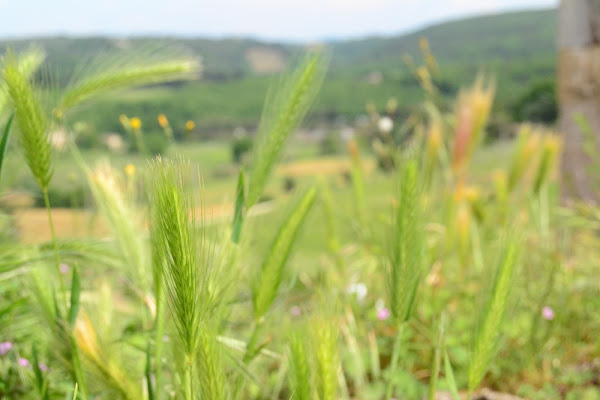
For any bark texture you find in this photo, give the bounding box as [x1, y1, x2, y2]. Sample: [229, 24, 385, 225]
[559, 0, 600, 203]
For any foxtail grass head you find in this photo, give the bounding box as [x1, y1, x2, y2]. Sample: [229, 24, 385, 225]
[2, 52, 53, 191]
[246, 51, 328, 208]
[451, 76, 495, 176]
[533, 134, 561, 195]
[252, 187, 317, 319]
[387, 159, 425, 323]
[58, 47, 200, 113]
[468, 239, 519, 392]
[507, 124, 541, 192]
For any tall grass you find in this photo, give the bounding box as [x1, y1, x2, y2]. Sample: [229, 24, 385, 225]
[0, 46, 577, 400]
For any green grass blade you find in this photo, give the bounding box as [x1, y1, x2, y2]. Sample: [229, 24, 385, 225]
[428, 313, 447, 400]
[443, 351, 461, 400]
[231, 169, 245, 243]
[0, 114, 14, 182]
[468, 240, 518, 392]
[68, 266, 81, 327]
[246, 52, 328, 208]
[72, 383, 79, 400]
[252, 186, 317, 318]
[32, 345, 49, 400]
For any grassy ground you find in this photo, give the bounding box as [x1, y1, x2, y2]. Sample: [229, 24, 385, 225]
[2, 135, 599, 399]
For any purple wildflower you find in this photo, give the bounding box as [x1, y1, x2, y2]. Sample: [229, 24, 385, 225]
[38, 363, 48, 372]
[542, 306, 555, 321]
[290, 306, 301, 317]
[0, 342, 12, 355]
[377, 307, 391, 321]
[18, 358, 29, 367]
[60, 263, 69, 275]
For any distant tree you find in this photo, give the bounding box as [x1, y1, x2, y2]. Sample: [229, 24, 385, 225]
[512, 79, 557, 124]
[558, 0, 600, 203]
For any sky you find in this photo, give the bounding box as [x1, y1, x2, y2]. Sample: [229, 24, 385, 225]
[0, 0, 557, 42]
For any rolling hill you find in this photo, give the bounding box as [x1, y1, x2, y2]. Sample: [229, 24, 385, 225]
[0, 8, 557, 134]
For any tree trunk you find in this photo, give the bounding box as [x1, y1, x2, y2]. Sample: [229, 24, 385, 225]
[558, 0, 600, 203]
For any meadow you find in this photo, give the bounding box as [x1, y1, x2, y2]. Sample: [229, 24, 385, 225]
[0, 41, 599, 400]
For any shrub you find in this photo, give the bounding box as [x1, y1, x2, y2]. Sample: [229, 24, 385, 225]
[231, 135, 253, 163]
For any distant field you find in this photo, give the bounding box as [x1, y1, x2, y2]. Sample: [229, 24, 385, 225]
[6, 139, 514, 247]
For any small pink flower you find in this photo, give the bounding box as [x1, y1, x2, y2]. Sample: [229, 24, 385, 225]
[542, 306, 555, 321]
[18, 358, 29, 367]
[377, 307, 391, 321]
[290, 306, 301, 317]
[0, 342, 12, 355]
[38, 363, 48, 372]
[60, 263, 69, 275]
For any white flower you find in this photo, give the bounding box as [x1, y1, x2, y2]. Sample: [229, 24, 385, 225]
[347, 282, 368, 302]
[378, 117, 394, 134]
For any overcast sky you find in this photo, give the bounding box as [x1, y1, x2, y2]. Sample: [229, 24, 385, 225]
[0, 0, 557, 41]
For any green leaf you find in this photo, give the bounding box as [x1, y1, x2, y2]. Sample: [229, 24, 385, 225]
[252, 187, 317, 318]
[0, 114, 14, 182]
[443, 351, 461, 400]
[231, 169, 245, 243]
[71, 383, 79, 400]
[69, 266, 81, 327]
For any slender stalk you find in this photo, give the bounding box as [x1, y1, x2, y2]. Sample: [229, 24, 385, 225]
[44, 189, 88, 398]
[242, 320, 263, 363]
[154, 291, 166, 399]
[233, 319, 263, 399]
[43, 188, 67, 304]
[428, 313, 447, 400]
[540, 185, 549, 238]
[385, 323, 404, 400]
[70, 334, 88, 400]
[184, 363, 193, 400]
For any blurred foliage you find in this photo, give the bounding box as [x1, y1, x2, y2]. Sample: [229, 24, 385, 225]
[511, 79, 557, 124]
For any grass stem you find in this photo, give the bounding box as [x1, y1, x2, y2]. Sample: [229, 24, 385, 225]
[385, 323, 404, 400]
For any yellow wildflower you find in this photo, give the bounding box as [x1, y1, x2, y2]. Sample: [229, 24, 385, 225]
[185, 120, 195, 132]
[130, 117, 142, 131]
[124, 164, 136, 177]
[157, 114, 169, 128]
